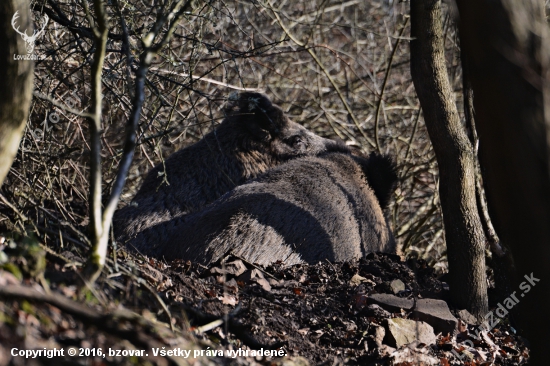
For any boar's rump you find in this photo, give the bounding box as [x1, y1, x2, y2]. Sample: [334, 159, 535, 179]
[114, 92, 348, 252]
[147, 151, 397, 266]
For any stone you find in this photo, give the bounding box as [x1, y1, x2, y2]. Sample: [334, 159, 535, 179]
[369, 293, 414, 313]
[457, 309, 479, 325]
[384, 318, 436, 348]
[390, 279, 405, 294]
[413, 298, 458, 336]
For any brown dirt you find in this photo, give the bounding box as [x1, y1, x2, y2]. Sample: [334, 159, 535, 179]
[0, 244, 530, 365]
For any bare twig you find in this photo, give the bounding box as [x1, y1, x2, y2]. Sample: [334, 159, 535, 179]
[101, 0, 193, 246]
[0, 193, 28, 223]
[266, 0, 375, 148]
[33, 91, 93, 119]
[374, 16, 409, 153]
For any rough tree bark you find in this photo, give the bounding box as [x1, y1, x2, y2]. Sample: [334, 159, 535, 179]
[462, 52, 516, 305]
[0, 0, 34, 187]
[454, 0, 550, 362]
[410, 0, 488, 318]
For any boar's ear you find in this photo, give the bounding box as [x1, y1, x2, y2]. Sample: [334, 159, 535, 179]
[224, 92, 285, 140]
[358, 153, 398, 209]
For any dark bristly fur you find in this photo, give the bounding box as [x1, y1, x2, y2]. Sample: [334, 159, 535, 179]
[145, 152, 398, 266]
[114, 92, 349, 253]
[363, 152, 398, 209]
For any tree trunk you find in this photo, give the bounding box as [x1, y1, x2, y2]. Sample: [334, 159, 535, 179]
[0, 0, 34, 187]
[410, 0, 488, 318]
[454, 0, 550, 361]
[462, 51, 517, 306]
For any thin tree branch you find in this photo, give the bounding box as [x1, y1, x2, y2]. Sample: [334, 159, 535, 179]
[83, 0, 110, 283]
[101, 0, 192, 245]
[33, 91, 94, 119]
[266, 0, 375, 148]
[374, 16, 409, 153]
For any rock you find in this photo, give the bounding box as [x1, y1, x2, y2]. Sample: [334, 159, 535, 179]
[384, 318, 436, 348]
[369, 293, 414, 313]
[363, 304, 391, 318]
[413, 298, 458, 336]
[457, 309, 479, 325]
[390, 279, 405, 294]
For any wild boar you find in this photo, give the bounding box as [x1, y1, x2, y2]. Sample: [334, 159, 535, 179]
[142, 151, 397, 265]
[114, 92, 349, 248]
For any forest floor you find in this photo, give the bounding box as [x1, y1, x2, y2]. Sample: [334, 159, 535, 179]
[0, 238, 529, 366]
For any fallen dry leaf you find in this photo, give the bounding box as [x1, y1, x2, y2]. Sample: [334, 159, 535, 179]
[219, 294, 237, 306]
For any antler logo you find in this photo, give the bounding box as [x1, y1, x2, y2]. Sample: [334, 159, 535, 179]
[11, 11, 49, 54]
